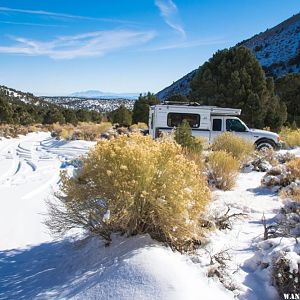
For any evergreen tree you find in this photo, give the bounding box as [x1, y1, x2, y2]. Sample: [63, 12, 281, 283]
[110, 105, 132, 127]
[190, 46, 286, 129]
[0, 98, 13, 124]
[166, 94, 188, 103]
[275, 73, 300, 127]
[132, 92, 160, 124]
[76, 109, 91, 122]
[43, 109, 65, 124]
[63, 109, 78, 125]
[174, 119, 194, 147]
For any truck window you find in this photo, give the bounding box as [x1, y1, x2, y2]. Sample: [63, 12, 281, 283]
[212, 119, 222, 131]
[226, 119, 246, 132]
[167, 113, 200, 128]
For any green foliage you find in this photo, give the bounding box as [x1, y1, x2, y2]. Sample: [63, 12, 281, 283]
[174, 119, 203, 154]
[0, 86, 102, 126]
[132, 92, 160, 124]
[63, 109, 78, 126]
[47, 134, 211, 252]
[43, 109, 65, 124]
[190, 47, 287, 129]
[109, 105, 132, 127]
[275, 73, 300, 127]
[0, 98, 13, 124]
[166, 94, 188, 103]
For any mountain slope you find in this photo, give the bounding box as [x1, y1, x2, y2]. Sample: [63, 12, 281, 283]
[0, 85, 43, 106]
[70, 90, 139, 100]
[241, 13, 300, 77]
[157, 12, 300, 101]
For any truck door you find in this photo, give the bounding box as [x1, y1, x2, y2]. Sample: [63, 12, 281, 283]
[210, 117, 224, 142]
[225, 117, 251, 141]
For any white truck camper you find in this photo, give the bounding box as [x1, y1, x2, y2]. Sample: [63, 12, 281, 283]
[149, 102, 281, 150]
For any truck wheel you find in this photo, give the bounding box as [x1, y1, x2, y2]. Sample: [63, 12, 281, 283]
[256, 140, 276, 151]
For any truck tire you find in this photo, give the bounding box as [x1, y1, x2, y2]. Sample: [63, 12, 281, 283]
[256, 139, 276, 151]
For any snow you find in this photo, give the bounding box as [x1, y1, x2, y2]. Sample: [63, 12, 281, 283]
[0, 132, 299, 299]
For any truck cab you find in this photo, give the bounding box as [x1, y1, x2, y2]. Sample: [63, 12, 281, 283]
[210, 116, 280, 149]
[149, 102, 281, 150]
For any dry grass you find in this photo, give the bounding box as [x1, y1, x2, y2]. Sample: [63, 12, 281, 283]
[280, 187, 300, 203]
[272, 254, 300, 298]
[130, 122, 148, 131]
[207, 150, 240, 191]
[280, 127, 300, 148]
[47, 133, 211, 252]
[212, 132, 255, 165]
[0, 124, 48, 138]
[51, 122, 113, 141]
[286, 158, 300, 179]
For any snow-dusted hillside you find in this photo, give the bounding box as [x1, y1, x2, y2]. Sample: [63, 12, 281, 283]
[242, 13, 300, 77]
[156, 70, 197, 101]
[0, 132, 299, 299]
[42, 96, 135, 113]
[0, 85, 41, 105]
[157, 12, 300, 101]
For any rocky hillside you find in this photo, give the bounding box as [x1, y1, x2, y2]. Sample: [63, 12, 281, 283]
[241, 13, 300, 77]
[156, 70, 197, 101]
[157, 12, 300, 101]
[0, 85, 43, 106]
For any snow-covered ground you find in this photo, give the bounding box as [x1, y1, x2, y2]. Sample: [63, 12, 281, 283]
[0, 132, 298, 299]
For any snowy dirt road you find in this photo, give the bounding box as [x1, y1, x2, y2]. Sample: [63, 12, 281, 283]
[0, 132, 297, 299]
[0, 132, 94, 250]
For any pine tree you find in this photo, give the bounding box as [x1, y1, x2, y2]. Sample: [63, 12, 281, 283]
[275, 73, 300, 127]
[110, 105, 132, 127]
[174, 119, 195, 148]
[190, 46, 286, 129]
[166, 94, 188, 103]
[132, 92, 160, 124]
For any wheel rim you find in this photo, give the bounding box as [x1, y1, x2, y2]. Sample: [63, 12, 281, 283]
[258, 143, 273, 151]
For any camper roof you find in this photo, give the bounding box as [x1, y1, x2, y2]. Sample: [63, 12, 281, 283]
[152, 103, 241, 116]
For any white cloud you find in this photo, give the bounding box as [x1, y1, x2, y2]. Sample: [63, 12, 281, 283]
[154, 0, 185, 37]
[145, 38, 228, 51]
[0, 30, 156, 59]
[0, 7, 134, 24]
[0, 20, 66, 27]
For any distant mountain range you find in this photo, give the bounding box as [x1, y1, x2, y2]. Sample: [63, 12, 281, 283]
[157, 12, 300, 101]
[70, 90, 140, 100]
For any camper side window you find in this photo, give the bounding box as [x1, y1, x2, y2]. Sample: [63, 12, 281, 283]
[212, 119, 222, 131]
[167, 113, 200, 128]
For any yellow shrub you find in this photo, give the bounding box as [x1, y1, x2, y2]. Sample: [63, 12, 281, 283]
[60, 127, 75, 140]
[287, 158, 300, 179]
[280, 187, 300, 203]
[207, 150, 240, 191]
[212, 132, 255, 164]
[280, 128, 300, 148]
[130, 122, 148, 130]
[47, 133, 211, 252]
[77, 122, 112, 141]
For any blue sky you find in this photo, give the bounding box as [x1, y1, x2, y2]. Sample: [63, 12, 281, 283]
[0, 0, 299, 95]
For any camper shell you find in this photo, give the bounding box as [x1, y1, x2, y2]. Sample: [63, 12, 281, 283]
[149, 102, 281, 149]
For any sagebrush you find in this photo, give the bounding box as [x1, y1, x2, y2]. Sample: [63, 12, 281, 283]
[47, 133, 211, 252]
[212, 132, 254, 165]
[207, 150, 240, 191]
[280, 127, 300, 148]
